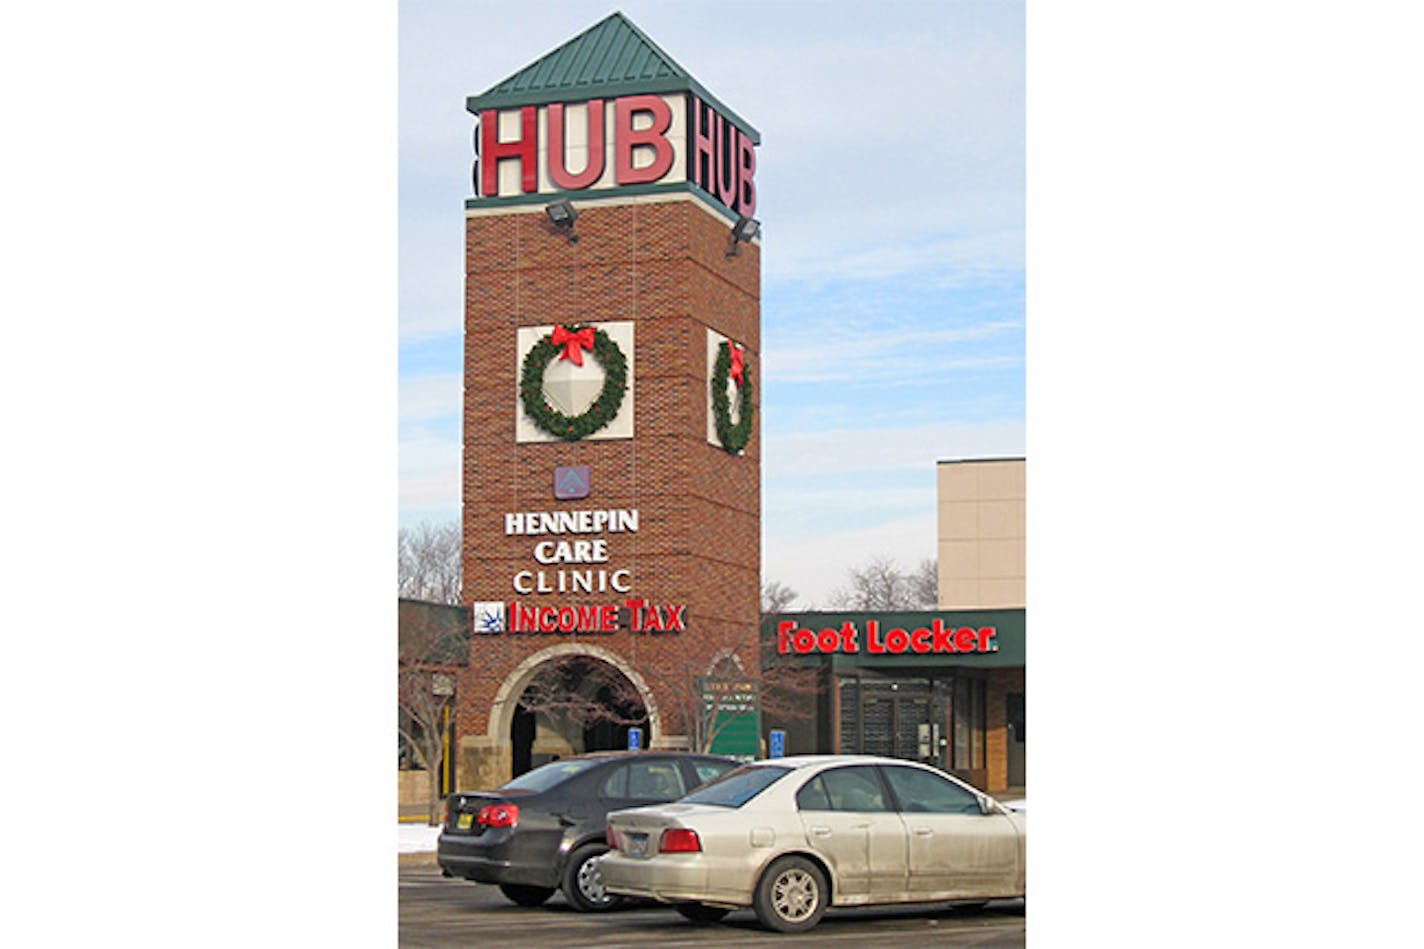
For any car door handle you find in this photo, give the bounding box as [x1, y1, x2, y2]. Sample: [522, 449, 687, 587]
[809, 826, 832, 837]
[913, 827, 933, 836]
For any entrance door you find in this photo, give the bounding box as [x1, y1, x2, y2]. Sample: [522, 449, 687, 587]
[510, 703, 536, 777]
[1006, 693, 1026, 787]
[840, 680, 934, 761]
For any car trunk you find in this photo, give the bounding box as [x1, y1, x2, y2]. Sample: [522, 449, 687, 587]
[443, 789, 535, 836]
[607, 804, 723, 857]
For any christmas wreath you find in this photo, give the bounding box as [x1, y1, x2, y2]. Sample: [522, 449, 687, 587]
[711, 339, 754, 454]
[519, 324, 628, 441]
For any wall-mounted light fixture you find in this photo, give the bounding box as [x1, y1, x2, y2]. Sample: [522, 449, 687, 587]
[726, 214, 760, 257]
[545, 198, 579, 243]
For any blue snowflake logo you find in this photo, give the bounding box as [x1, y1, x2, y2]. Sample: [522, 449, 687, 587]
[473, 602, 505, 634]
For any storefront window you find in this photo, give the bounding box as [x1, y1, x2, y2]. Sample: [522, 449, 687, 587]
[952, 677, 986, 771]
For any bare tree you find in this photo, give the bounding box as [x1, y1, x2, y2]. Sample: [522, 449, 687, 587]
[829, 555, 911, 610]
[514, 655, 647, 735]
[397, 601, 467, 824]
[908, 558, 939, 609]
[761, 580, 799, 614]
[829, 555, 938, 610]
[399, 521, 462, 605]
[640, 627, 823, 756]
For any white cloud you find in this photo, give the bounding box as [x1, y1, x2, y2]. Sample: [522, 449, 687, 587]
[399, 371, 462, 425]
[399, 431, 460, 513]
[761, 417, 1022, 605]
[764, 320, 1022, 385]
[764, 418, 1024, 480]
[763, 515, 939, 609]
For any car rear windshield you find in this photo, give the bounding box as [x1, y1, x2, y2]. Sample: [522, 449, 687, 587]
[677, 764, 792, 808]
[499, 757, 604, 792]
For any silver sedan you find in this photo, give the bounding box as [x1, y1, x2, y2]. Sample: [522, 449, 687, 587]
[600, 754, 1026, 933]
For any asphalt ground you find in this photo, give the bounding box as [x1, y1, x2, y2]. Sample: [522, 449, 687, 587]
[399, 863, 1026, 947]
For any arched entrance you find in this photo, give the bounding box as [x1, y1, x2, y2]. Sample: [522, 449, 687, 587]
[489, 644, 660, 778]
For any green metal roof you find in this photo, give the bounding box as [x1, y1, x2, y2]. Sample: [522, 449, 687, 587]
[466, 11, 759, 144]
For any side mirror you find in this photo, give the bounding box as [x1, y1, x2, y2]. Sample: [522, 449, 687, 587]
[977, 795, 1001, 816]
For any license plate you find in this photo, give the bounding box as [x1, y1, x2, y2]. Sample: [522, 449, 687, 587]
[456, 813, 473, 830]
[626, 833, 649, 857]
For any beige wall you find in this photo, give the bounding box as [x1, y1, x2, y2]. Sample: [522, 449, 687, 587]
[937, 459, 1025, 609]
[398, 769, 434, 808]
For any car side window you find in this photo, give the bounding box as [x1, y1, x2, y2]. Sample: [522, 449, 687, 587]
[795, 775, 832, 811]
[627, 760, 687, 801]
[818, 765, 889, 812]
[691, 759, 735, 787]
[600, 765, 628, 798]
[881, 765, 982, 814]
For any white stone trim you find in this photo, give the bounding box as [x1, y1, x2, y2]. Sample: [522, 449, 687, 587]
[485, 642, 662, 744]
[465, 190, 761, 246]
[515, 321, 634, 443]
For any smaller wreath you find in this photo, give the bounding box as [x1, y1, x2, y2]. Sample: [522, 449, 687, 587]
[711, 340, 754, 455]
[519, 325, 628, 441]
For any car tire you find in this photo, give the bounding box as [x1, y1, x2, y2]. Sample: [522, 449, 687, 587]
[752, 856, 828, 933]
[561, 843, 622, 913]
[498, 884, 555, 907]
[674, 903, 731, 924]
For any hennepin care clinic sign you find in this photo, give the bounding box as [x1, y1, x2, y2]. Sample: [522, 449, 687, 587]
[472, 506, 688, 637]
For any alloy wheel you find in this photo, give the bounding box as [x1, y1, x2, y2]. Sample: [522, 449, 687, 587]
[771, 868, 818, 922]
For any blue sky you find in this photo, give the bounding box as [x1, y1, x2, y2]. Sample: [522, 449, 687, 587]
[400, 0, 1025, 606]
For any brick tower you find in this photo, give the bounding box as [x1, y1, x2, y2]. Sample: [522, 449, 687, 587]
[453, 13, 762, 789]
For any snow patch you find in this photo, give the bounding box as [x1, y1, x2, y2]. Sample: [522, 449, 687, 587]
[399, 822, 441, 853]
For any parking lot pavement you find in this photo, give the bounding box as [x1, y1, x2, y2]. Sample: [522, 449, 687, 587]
[399, 865, 1025, 947]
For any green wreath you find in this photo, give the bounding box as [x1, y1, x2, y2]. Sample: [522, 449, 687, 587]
[519, 325, 628, 441]
[711, 340, 754, 454]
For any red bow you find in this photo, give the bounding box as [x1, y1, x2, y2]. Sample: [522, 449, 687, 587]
[551, 326, 595, 366]
[729, 344, 745, 386]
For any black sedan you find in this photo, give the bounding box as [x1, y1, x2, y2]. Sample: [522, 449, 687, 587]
[437, 751, 737, 911]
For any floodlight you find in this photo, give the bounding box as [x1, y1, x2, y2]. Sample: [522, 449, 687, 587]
[544, 198, 579, 242]
[726, 214, 760, 257]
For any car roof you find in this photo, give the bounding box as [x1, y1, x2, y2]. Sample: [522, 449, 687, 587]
[561, 750, 733, 761]
[749, 754, 936, 769]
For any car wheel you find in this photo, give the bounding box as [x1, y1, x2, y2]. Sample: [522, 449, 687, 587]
[674, 903, 731, 924]
[498, 884, 555, 907]
[753, 856, 828, 933]
[561, 843, 622, 912]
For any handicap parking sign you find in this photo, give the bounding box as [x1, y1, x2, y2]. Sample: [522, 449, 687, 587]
[769, 729, 785, 758]
[627, 727, 643, 751]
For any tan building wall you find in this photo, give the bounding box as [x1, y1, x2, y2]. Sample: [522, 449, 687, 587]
[937, 458, 1025, 610]
[398, 770, 434, 811]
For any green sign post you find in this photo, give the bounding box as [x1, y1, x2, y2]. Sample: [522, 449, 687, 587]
[696, 676, 760, 759]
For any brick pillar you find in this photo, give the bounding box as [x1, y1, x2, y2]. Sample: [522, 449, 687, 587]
[456, 196, 760, 788]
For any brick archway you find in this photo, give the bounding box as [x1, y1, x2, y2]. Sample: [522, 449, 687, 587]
[487, 642, 662, 746]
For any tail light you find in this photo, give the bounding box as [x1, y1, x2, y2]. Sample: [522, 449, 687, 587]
[605, 825, 619, 848]
[476, 803, 519, 828]
[658, 828, 702, 853]
[441, 798, 451, 826]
